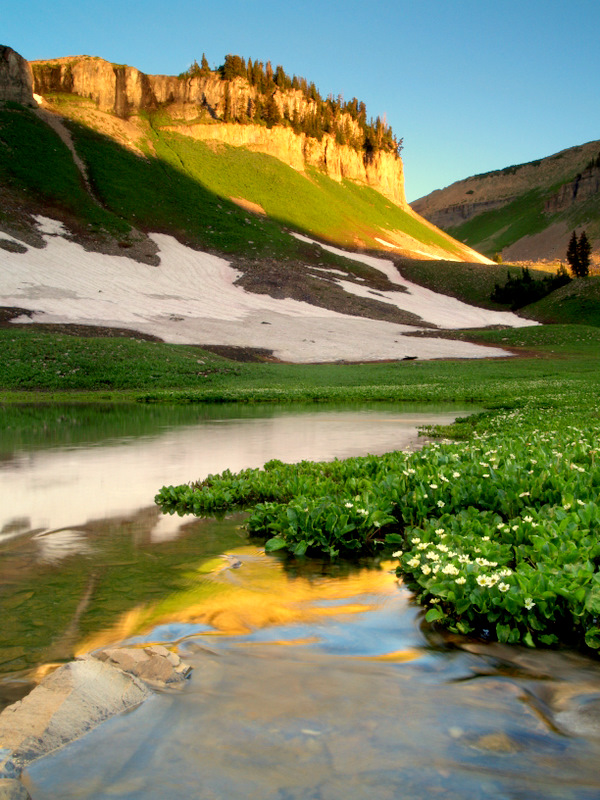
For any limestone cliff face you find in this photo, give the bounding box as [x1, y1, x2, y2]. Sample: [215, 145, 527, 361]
[30, 56, 406, 207]
[0, 45, 36, 106]
[412, 197, 512, 229]
[544, 166, 600, 214]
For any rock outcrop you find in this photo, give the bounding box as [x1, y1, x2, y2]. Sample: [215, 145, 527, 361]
[544, 165, 600, 214]
[413, 196, 513, 229]
[30, 56, 406, 206]
[0, 46, 36, 107]
[0, 646, 192, 767]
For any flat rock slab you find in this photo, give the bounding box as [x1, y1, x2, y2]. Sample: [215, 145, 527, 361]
[0, 656, 150, 765]
[0, 645, 193, 770]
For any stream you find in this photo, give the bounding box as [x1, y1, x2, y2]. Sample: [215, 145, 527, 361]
[1, 402, 600, 799]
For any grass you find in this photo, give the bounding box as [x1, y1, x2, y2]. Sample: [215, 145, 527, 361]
[2, 324, 600, 404]
[3, 322, 600, 652]
[518, 277, 600, 326]
[447, 189, 549, 256]
[0, 106, 128, 234]
[397, 257, 553, 310]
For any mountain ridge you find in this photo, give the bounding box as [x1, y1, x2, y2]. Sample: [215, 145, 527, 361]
[412, 140, 600, 265]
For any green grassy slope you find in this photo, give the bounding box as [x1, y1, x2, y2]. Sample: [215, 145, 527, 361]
[0, 100, 463, 262]
[446, 189, 549, 256]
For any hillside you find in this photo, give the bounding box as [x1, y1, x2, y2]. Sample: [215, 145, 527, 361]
[0, 46, 544, 363]
[412, 141, 600, 265]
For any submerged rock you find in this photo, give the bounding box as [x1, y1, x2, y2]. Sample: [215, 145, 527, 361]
[0, 779, 31, 799]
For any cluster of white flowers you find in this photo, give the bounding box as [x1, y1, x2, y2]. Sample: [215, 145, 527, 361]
[442, 564, 459, 576]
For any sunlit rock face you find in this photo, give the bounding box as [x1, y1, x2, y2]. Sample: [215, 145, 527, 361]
[29, 56, 406, 206]
[0, 46, 36, 107]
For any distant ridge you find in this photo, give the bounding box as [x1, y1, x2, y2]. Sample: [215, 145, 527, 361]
[412, 141, 600, 265]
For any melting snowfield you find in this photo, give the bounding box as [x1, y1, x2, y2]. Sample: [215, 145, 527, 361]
[0, 218, 536, 362]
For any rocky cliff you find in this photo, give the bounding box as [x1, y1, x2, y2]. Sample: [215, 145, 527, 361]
[30, 56, 406, 206]
[544, 165, 600, 214]
[0, 45, 36, 106]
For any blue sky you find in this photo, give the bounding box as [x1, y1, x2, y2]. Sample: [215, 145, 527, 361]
[4, 0, 599, 201]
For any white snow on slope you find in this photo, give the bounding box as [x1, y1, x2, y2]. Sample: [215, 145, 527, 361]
[0, 218, 535, 363]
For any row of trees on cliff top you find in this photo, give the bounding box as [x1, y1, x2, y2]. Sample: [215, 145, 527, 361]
[180, 54, 402, 160]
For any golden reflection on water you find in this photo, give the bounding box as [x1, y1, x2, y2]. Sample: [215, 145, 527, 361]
[77, 548, 403, 655]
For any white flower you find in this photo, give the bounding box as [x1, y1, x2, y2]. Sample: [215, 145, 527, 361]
[344, 502, 353, 508]
[432, 563, 441, 573]
[523, 515, 533, 523]
[483, 473, 490, 478]
[411, 537, 421, 544]
[453, 471, 460, 478]
[392, 550, 403, 558]
[499, 583, 510, 592]
[437, 500, 445, 508]
[481, 536, 490, 541]
[436, 543, 449, 552]
[417, 542, 429, 550]
[429, 483, 438, 489]
[519, 492, 530, 497]
[426, 551, 440, 561]
[498, 568, 512, 577]
[458, 554, 471, 564]
[442, 564, 459, 576]
[524, 598, 536, 610]
[563, 503, 572, 510]
[421, 564, 432, 575]
[435, 528, 445, 535]
[577, 500, 585, 506]
[476, 575, 489, 587]
[407, 557, 420, 568]
[455, 576, 467, 585]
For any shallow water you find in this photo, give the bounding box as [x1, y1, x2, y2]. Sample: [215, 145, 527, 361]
[1, 402, 600, 799]
[0, 402, 464, 698]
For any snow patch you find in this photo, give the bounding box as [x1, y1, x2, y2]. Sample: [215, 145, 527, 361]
[0, 221, 531, 362]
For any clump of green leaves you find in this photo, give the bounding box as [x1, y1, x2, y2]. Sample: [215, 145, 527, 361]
[157, 406, 600, 650]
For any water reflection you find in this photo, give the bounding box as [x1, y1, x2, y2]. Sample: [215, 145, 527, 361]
[3, 402, 600, 799]
[0, 402, 464, 693]
[1, 402, 464, 544]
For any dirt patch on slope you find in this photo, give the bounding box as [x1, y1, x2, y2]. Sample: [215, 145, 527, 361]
[230, 197, 266, 215]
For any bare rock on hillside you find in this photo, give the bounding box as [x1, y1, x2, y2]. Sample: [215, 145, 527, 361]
[0, 46, 36, 107]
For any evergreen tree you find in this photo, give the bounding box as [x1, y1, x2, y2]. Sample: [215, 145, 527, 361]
[263, 94, 281, 128]
[200, 53, 210, 76]
[222, 84, 233, 122]
[578, 231, 591, 277]
[566, 230, 581, 276]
